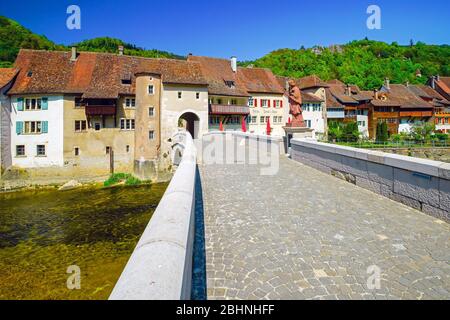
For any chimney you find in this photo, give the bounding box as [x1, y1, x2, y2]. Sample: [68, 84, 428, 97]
[346, 85, 351, 96]
[374, 89, 379, 100]
[70, 47, 77, 61]
[230, 56, 237, 73]
[285, 80, 290, 92]
[406, 81, 410, 87]
[118, 45, 124, 56]
[384, 77, 390, 90]
[431, 76, 436, 89]
[436, 75, 440, 82]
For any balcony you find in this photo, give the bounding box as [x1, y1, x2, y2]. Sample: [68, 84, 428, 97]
[327, 111, 345, 119]
[85, 105, 116, 116]
[209, 104, 250, 115]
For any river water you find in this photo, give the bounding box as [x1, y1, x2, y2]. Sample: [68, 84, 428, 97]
[0, 183, 168, 300]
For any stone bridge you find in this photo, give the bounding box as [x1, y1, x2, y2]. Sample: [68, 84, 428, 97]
[112, 132, 450, 300]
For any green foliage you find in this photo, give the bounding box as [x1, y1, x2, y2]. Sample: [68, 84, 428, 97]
[328, 121, 360, 142]
[74, 37, 183, 60]
[242, 40, 450, 90]
[435, 133, 449, 141]
[0, 16, 183, 66]
[376, 122, 389, 142]
[103, 173, 142, 187]
[410, 122, 436, 142]
[327, 121, 343, 141]
[0, 16, 65, 65]
[342, 121, 360, 142]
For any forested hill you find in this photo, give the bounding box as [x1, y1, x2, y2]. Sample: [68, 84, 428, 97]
[1, 15, 449, 90]
[0, 16, 183, 68]
[240, 40, 450, 90]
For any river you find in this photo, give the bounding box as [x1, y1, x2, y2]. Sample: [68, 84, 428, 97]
[0, 183, 168, 300]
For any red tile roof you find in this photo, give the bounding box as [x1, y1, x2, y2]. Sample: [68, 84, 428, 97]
[296, 75, 329, 90]
[238, 67, 284, 94]
[436, 77, 450, 94]
[301, 92, 323, 102]
[9, 49, 207, 98]
[373, 84, 433, 109]
[187, 55, 249, 97]
[0, 68, 19, 89]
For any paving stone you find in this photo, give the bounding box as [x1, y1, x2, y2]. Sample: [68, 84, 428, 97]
[199, 151, 450, 300]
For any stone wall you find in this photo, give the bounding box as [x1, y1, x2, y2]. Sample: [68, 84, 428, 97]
[291, 139, 450, 223]
[110, 131, 197, 300]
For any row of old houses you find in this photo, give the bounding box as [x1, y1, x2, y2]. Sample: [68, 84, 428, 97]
[0, 47, 449, 177]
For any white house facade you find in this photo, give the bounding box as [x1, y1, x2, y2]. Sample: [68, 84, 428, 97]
[10, 95, 64, 168]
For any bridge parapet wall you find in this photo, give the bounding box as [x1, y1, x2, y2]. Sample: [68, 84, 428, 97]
[291, 139, 450, 223]
[110, 132, 197, 300]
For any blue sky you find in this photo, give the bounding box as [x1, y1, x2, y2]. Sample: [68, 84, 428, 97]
[1, 0, 449, 60]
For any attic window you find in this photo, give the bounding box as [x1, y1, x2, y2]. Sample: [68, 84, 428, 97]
[27, 71, 33, 77]
[121, 73, 132, 85]
[224, 80, 235, 88]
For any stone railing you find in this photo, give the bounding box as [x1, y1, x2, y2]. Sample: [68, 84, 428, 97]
[291, 139, 450, 223]
[202, 131, 285, 155]
[110, 132, 197, 300]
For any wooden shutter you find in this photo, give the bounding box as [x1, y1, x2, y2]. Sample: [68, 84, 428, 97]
[16, 121, 23, 135]
[41, 97, 48, 110]
[17, 98, 24, 111]
[280, 100, 283, 108]
[42, 121, 48, 133]
[268, 100, 271, 108]
[254, 99, 258, 107]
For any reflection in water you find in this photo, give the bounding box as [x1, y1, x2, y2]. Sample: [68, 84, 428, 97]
[0, 183, 167, 300]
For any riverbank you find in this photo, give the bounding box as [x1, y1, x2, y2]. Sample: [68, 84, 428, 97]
[0, 183, 168, 300]
[0, 170, 173, 193]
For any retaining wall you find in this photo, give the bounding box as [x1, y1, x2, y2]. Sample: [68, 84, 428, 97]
[291, 139, 450, 223]
[110, 132, 197, 300]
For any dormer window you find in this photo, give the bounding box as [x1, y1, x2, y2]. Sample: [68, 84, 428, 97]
[121, 73, 132, 85]
[27, 71, 33, 77]
[224, 80, 235, 88]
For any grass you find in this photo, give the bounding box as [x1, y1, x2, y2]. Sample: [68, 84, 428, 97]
[103, 173, 142, 187]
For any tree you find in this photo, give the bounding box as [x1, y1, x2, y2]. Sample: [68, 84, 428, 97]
[328, 121, 344, 142]
[376, 122, 389, 142]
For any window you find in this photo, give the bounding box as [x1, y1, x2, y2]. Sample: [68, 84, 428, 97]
[125, 98, 136, 108]
[120, 119, 135, 130]
[75, 120, 87, 132]
[224, 80, 235, 88]
[196, 92, 200, 100]
[178, 92, 182, 99]
[260, 116, 265, 124]
[149, 130, 155, 140]
[16, 145, 25, 157]
[209, 116, 220, 125]
[74, 147, 80, 156]
[94, 123, 101, 131]
[358, 121, 366, 127]
[217, 98, 222, 105]
[250, 116, 257, 124]
[126, 145, 130, 153]
[230, 99, 237, 105]
[36, 145, 46, 156]
[24, 121, 42, 134]
[261, 100, 268, 108]
[305, 120, 312, 128]
[266, 116, 270, 123]
[149, 107, 155, 117]
[248, 98, 254, 107]
[25, 98, 42, 110]
[106, 146, 111, 155]
[148, 85, 155, 95]
[75, 98, 86, 108]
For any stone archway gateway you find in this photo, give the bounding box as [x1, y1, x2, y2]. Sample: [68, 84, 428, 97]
[178, 112, 200, 139]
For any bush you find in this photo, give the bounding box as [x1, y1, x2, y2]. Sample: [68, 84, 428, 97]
[328, 121, 344, 142]
[104, 173, 142, 187]
[342, 121, 360, 142]
[435, 133, 449, 141]
[376, 122, 389, 143]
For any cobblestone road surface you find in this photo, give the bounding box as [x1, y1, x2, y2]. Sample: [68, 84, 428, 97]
[199, 155, 450, 300]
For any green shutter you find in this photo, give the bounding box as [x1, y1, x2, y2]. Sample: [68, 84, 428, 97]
[42, 121, 48, 133]
[17, 98, 24, 111]
[16, 121, 23, 135]
[41, 97, 48, 110]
